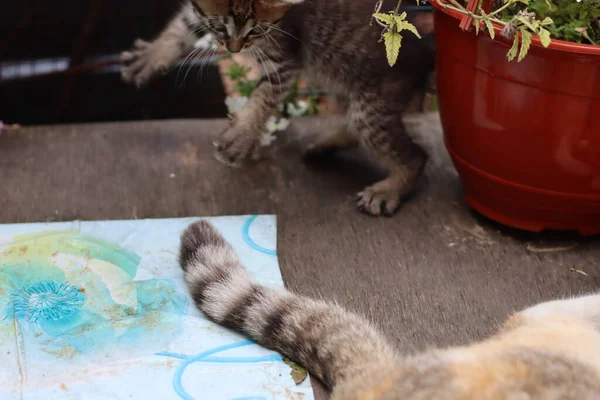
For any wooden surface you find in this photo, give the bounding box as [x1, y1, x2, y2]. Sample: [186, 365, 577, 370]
[1, 115, 599, 399]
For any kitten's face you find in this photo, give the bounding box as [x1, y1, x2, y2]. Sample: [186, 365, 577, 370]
[191, 0, 301, 53]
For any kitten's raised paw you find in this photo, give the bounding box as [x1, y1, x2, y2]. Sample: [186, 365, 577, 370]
[356, 179, 404, 217]
[213, 127, 262, 167]
[120, 39, 170, 88]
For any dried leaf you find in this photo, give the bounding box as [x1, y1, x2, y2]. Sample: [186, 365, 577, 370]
[570, 268, 589, 276]
[501, 21, 517, 39]
[526, 241, 578, 253]
[283, 357, 308, 385]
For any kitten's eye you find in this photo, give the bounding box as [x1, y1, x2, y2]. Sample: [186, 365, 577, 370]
[248, 26, 263, 36]
[214, 25, 228, 35]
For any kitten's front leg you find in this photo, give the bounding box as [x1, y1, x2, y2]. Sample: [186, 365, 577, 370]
[215, 61, 299, 166]
[121, 3, 200, 87]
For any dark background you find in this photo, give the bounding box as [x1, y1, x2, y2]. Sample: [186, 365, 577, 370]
[0, 0, 227, 126]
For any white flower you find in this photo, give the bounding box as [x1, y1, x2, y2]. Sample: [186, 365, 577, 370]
[265, 116, 291, 133]
[225, 96, 249, 114]
[287, 100, 309, 117]
[260, 131, 278, 147]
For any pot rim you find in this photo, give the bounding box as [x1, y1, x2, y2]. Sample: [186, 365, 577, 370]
[430, 0, 600, 55]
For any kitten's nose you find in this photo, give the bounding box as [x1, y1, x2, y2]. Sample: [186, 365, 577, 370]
[226, 41, 243, 53]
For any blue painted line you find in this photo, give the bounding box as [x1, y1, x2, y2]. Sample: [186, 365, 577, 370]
[157, 340, 284, 400]
[156, 352, 282, 363]
[242, 215, 277, 256]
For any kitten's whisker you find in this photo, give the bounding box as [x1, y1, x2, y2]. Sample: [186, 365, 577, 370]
[252, 47, 273, 93]
[265, 24, 302, 43]
[189, 25, 210, 38]
[193, 46, 213, 82]
[264, 32, 284, 54]
[256, 46, 282, 93]
[175, 47, 203, 87]
[196, 47, 217, 82]
[180, 47, 208, 86]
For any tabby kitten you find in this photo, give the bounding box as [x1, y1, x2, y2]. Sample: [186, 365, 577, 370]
[179, 220, 600, 399]
[121, 0, 435, 216]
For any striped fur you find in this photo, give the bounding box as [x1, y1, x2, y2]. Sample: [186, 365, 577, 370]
[179, 220, 397, 389]
[180, 220, 600, 399]
[122, 0, 435, 217]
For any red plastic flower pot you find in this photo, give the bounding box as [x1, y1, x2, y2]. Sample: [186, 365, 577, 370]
[431, 0, 600, 235]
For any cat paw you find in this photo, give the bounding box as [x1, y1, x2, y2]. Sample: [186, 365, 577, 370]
[120, 39, 170, 87]
[213, 127, 262, 167]
[356, 179, 404, 217]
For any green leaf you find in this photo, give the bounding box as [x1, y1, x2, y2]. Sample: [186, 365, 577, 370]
[395, 20, 423, 38]
[538, 27, 551, 47]
[393, 13, 422, 38]
[506, 35, 520, 61]
[393, 11, 408, 23]
[484, 20, 496, 39]
[475, 20, 481, 35]
[373, 13, 394, 25]
[541, 17, 553, 26]
[518, 30, 532, 61]
[383, 31, 402, 66]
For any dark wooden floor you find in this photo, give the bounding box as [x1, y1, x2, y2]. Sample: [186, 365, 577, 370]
[1, 115, 599, 399]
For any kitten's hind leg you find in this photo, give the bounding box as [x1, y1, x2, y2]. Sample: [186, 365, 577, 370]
[350, 94, 427, 216]
[304, 124, 358, 158]
[121, 3, 200, 87]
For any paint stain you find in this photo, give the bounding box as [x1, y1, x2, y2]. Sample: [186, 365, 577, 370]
[0, 229, 187, 358]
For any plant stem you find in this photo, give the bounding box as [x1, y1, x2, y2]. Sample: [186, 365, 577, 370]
[487, 0, 514, 17]
[434, 0, 508, 26]
[394, 0, 403, 14]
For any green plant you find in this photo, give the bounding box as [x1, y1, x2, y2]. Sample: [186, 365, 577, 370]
[504, 0, 600, 44]
[374, 0, 598, 64]
[222, 54, 321, 144]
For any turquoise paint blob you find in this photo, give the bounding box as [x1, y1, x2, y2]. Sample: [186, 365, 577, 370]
[8, 281, 86, 323]
[0, 230, 187, 356]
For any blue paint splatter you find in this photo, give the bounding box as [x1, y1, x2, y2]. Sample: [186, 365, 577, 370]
[7, 280, 86, 323]
[0, 230, 187, 355]
[157, 340, 283, 400]
[242, 216, 277, 256]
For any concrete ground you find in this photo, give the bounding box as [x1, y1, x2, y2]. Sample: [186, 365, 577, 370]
[1, 113, 598, 399]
